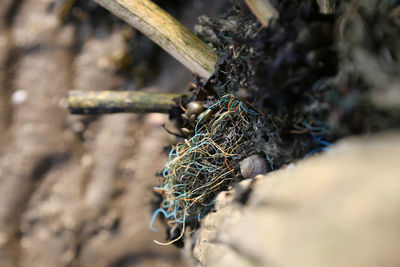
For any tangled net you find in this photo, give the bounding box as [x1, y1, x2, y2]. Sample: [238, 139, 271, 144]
[150, 94, 260, 239]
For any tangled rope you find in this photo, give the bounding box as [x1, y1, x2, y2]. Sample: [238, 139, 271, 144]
[150, 94, 260, 236]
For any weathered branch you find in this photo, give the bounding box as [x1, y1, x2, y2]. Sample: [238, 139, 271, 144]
[244, 0, 278, 27]
[68, 90, 182, 114]
[93, 0, 218, 79]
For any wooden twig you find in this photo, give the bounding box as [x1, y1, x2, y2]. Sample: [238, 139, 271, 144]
[93, 0, 218, 79]
[68, 90, 182, 114]
[244, 0, 278, 27]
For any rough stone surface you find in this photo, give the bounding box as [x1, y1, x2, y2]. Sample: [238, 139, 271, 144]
[188, 132, 400, 267]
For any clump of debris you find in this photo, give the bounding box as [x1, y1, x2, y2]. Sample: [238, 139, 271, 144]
[57, 0, 400, 247]
[152, 0, 400, 245]
[150, 95, 262, 244]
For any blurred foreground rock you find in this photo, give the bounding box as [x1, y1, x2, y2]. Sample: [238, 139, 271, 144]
[188, 132, 400, 267]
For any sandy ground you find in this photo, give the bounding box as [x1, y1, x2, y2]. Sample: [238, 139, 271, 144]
[0, 0, 227, 266]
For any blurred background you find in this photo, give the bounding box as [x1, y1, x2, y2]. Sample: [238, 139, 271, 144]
[0, 0, 227, 266]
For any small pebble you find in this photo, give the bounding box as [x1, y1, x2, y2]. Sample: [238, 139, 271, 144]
[240, 154, 267, 178]
[197, 109, 213, 121]
[186, 101, 204, 116]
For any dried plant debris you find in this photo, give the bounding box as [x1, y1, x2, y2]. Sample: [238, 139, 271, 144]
[152, 0, 400, 245]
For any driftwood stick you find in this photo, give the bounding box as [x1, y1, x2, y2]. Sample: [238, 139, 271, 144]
[68, 90, 182, 114]
[244, 0, 278, 27]
[93, 0, 218, 79]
